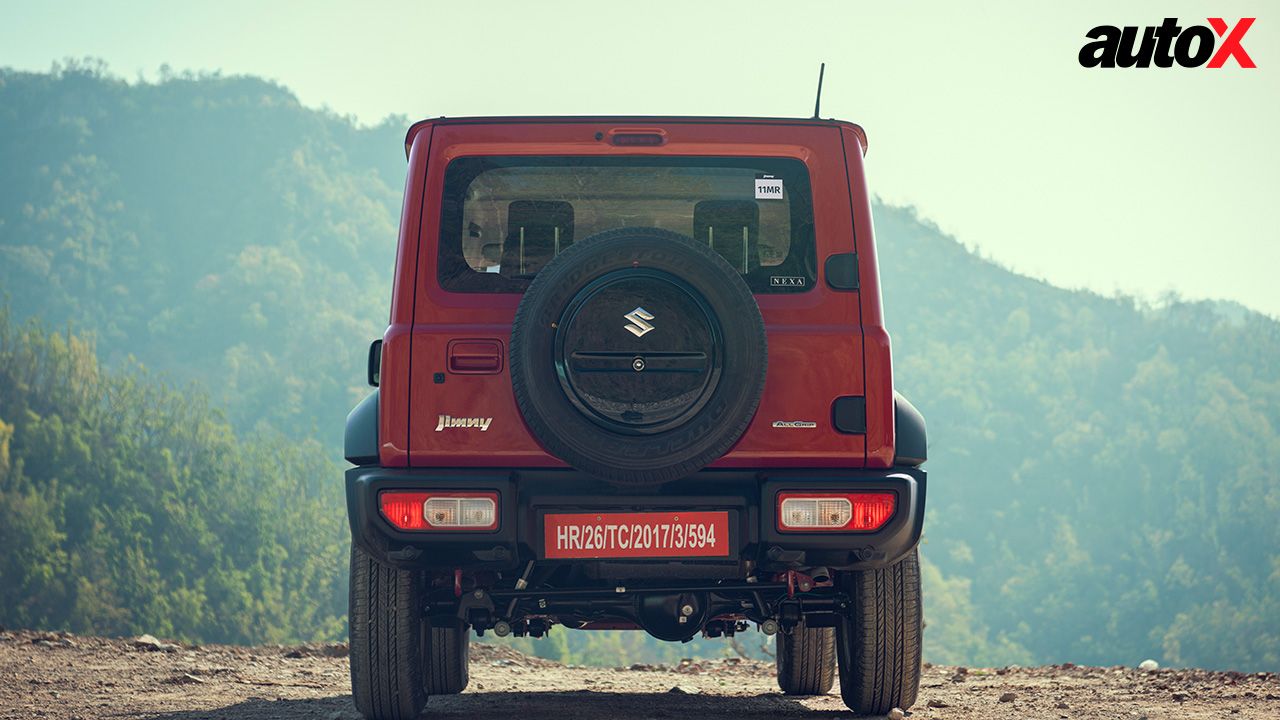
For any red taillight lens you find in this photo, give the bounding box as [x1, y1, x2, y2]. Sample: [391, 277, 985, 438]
[776, 492, 896, 532]
[378, 491, 498, 531]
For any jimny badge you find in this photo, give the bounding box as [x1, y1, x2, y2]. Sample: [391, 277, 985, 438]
[435, 414, 492, 431]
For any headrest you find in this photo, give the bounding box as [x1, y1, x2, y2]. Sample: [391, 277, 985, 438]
[693, 200, 760, 274]
[500, 200, 575, 276]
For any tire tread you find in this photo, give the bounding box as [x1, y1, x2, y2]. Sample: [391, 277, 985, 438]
[349, 546, 428, 720]
[836, 549, 922, 715]
[776, 625, 836, 695]
[426, 626, 469, 695]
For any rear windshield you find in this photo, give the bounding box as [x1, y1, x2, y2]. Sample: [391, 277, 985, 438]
[437, 156, 815, 293]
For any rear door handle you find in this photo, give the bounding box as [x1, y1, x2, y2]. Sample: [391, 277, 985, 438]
[447, 339, 504, 374]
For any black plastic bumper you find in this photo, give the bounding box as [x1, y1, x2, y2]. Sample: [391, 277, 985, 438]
[345, 466, 925, 573]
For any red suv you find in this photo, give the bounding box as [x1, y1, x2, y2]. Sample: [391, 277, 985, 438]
[344, 117, 928, 719]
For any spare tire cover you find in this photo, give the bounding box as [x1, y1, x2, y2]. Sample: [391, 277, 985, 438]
[510, 227, 767, 485]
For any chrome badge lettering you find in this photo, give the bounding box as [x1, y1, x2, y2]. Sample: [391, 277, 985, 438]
[435, 415, 493, 431]
[624, 307, 655, 337]
[772, 420, 817, 429]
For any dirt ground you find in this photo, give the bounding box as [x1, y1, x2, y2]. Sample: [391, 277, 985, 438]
[1, 629, 1277, 720]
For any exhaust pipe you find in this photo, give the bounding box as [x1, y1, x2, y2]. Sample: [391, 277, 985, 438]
[809, 567, 833, 585]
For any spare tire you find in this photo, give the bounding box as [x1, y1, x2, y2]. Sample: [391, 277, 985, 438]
[510, 227, 767, 485]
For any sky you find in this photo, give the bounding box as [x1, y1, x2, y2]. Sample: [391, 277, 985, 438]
[3, 0, 1278, 315]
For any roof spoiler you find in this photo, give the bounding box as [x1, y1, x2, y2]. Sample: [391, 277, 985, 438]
[402, 117, 868, 160]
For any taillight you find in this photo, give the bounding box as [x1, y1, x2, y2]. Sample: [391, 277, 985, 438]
[776, 492, 896, 532]
[378, 491, 498, 531]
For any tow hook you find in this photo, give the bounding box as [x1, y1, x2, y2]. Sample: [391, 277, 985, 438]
[778, 569, 816, 597]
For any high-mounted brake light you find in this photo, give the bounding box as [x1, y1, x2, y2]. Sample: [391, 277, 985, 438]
[379, 491, 498, 531]
[607, 128, 667, 147]
[776, 492, 895, 532]
[611, 133, 664, 146]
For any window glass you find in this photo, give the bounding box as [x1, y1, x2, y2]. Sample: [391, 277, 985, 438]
[438, 156, 815, 293]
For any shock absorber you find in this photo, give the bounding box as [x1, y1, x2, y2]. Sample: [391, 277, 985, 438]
[504, 561, 535, 619]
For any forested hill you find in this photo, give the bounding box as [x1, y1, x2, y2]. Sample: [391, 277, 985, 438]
[876, 206, 1280, 669]
[1, 64, 1277, 671]
[0, 62, 406, 451]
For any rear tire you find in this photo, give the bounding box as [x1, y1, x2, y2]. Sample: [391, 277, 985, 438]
[426, 624, 469, 695]
[835, 549, 923, 715]
[349, 545, 429, 720]
[776, 625, 836, 695]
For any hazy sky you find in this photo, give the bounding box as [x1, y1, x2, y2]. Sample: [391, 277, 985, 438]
[4, 1, 1277, 315]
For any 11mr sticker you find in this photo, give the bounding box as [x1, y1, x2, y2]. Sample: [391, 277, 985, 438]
[755, 177, 784, 199]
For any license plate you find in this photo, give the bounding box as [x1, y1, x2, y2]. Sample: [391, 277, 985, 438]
[543, 510, 731, 559]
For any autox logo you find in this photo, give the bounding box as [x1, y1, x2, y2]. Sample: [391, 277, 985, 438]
[1079, 18, 1256, 68]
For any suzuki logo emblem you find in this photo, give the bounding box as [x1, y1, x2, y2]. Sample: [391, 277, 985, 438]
[623, 307, 655, 337]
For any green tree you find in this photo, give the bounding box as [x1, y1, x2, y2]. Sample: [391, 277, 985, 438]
[0, 309, 347, 643]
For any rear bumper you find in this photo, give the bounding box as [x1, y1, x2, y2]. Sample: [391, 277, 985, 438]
[345, 467, 925, 574]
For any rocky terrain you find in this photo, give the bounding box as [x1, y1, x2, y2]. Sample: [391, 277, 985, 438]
[1, 629, 1277, 719]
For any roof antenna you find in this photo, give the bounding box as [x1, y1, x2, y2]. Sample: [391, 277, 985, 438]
[811, 62, 826, 119]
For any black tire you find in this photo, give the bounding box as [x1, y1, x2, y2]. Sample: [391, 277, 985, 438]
[349, 545, 428, 720]
[835, 549, 923, 715]
[426, 624, 469, 695]
[776, 625, 836, 695]
[510, 227, 767, 486]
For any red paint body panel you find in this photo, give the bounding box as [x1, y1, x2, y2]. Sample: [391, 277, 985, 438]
[841, 126, 896, 468]
[377, 123, 433, 467]
[381, 117, 897, 470]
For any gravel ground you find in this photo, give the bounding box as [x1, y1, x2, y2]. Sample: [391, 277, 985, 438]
[1, 629, 1277, 719]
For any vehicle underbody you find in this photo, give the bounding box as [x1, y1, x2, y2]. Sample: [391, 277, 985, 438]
[347, 466, 924, 643]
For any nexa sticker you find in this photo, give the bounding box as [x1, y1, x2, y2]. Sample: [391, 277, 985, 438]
[435, 415, 492, 431]
[1079, 17, 1256, 68]
[772, 420, 817, 429]
[755, 177, 784, 199]
[770, 276, 806, 287]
